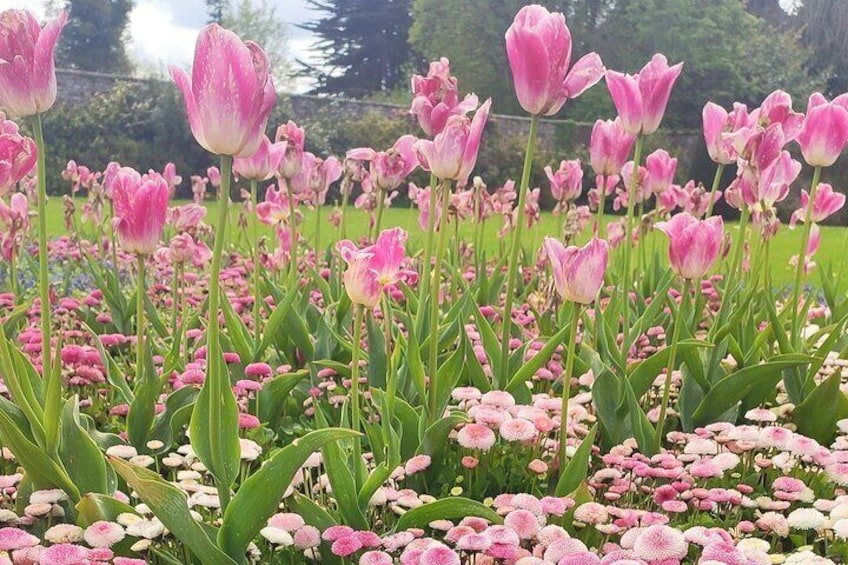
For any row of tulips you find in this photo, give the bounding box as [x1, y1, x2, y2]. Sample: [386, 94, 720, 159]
[0, 2, 845, 564]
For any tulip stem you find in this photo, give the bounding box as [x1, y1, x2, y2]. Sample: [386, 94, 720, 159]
[499, 115, 540, 389]
[171, 262, 180, 338]
[250, 180, 262, 344]
[287, 188, 298, 288]
[595, 175, 606, 236]
[207, 154, 233, 513]
[790, 166, 821, 349]
[382, 295, 395, 432]
[136, 255, 146, 389]
[374, 189, 386, 240]
[31, 113, 51, 375]
[314, 202, 321, 252]
[419, 173, 439, 309]
[428, 179, 452, 424]
[349, 304, 365, 475]
[704, 164, 725, 218]
[340, 178, 351, 240]
[558, 303, 581, 476]
[655, 278, 690, 452]
[621, 135, 644, 356]
[711, 207, 749, 339]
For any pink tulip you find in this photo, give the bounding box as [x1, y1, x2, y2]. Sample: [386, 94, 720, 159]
[234, 135, 285, 181]
[0, 9, 66, 117]
[791, 183, 846, 226]
[544, 159, 583, 203]
[306, 156, 343, 206]
[702, 101, 749, 165]
[408, 183, 438, 230]
[276, 121, 305, 179]
[170, 23, 275, 157]
[644, 149, 677, 195]
[162, 162, 182, 194]
[168, 233, 196, 263]
[111, 169, 169, 255]
[414, 99, 491, 184]
[347, 135, 419, 191]
[752, 90, 804, 142]
[410, 58, 479, 136]
[797, 93, 848, 167]
[589, 118, 635, 177]
[166, 203, 206, 232]
[606, 54, 683, 135]
[256, 183, 290, 227]
[543, 236, 608, 304]
[505, 5, 604, 116]
[0, 113, 36, 192]
[657, 184, 685, 214]
[655, 213, 723, 280]
[336, 227, 408, 309]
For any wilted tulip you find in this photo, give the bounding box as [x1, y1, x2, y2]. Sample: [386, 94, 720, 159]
[410, 58, 479, 136]
[544, 159, 583, 203]
[505, 5, 604, 116]
[170, 24, 275, 157]
[791, 183, 845, 226]
[336, 227, 408, 309]
[655, 213, 723, 280]
[0, 113, 36, 192]
[234, 135, 285, 181]
[0, 9, 67, 117]
[543, 236, 609, 304]
[606, 54, 683, 136]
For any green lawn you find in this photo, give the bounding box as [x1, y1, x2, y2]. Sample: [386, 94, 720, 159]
[49, 198, 848, 291]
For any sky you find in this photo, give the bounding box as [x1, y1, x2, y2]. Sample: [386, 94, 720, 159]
[0, 0, 320, 92]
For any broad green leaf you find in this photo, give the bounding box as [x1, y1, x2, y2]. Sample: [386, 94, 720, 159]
[506, 322, 572, 394]
[219, 293, 254, 363]
[629, 340, 712, 400]
[257, 370, 308, 428]
[76, 493, 137, 527]
[109, 457, 237, 565]
[59, 397, 110, 496]
[287, 493, 341, 565]
[555, 424, 597, 496]
[189, 342, 241, 495]
[150, 387, 199, 452]
[625, 380, 656, 456]
[692, 355, 811, 427]
[794, 371, 848, 444]
[127, 342, 161, 450]
[254, 288, 299, 359]
[417, 413, 469, 466]
[86, 324, 133, 403]
[219, 428, 358, 559]
[394, 497, 502, 531]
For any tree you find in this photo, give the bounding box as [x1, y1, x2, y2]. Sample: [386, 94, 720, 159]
[299, 0, 416, 98]
[54, 0, 134, 74]
[794, 0, 848, 96]
[222, 0, 290, 84]
[206, 0, 228, 24]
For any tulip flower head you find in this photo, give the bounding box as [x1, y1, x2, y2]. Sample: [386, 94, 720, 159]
[276, 121, 306, 179]
[170, 23, 275, 158]
[0, 113, 36, 193]
[606, 54, 683, 136]
[655, 213, 723, 280]
[543, 236, 609, 304]
[797, 93, 848, 168]
[414, 99, 491, 185]
[544, 159, 583, 204]
[505, 5, 605, 116]
[347, 135, 419, 193]
[234, 135, 285, 181]
[589, 119, 635, 177]
[790, 183, 846, 227]
[702, 101, 750, 165]
[410, 58, 479, 136]
[111, 169, 170, 255]
[644, 149, 677, 195]
[0, 9, 67, 117]
[336, 227, 408, 309]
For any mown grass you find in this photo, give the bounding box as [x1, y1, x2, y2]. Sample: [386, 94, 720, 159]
[47, 197, 848, 292]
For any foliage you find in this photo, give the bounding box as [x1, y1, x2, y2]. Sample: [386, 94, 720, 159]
[298, 0, 417, 97]
[54, 0, 134, 74]
[206, 0, 228, 24]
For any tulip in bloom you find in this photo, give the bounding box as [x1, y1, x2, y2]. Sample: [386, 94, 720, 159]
[348, 135, 418, 192]
[170, 24, 275, 157]
[702, 101, 749, 165]
[305, 156, 343, 206]
[606, 54, 683, 135]
[111, 168, 170, 255]
[589, 118, 635, 177]
[790, 183, 846, 226]
[0, 113, 36, 192]
[234, 135, 285, 181]
[161, 162, 182, 195]
[276, 121, 305, 179]
[752, 90, 804, 142]
[543, 236, 609, 304]
[797, 93, 848, 167]
[414, 99, 491, 184]
[0, 9, 67, 117]
[410, 58, 479, 136]
[655, 213, 723, 280]
[336, 227, 408, 309]
[505, 5, 604, 116]
[644, 149, 677, 195]
[0, 192, 28, 260]
[256, 183, 290, 227]
[544, 159, 583, 204]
